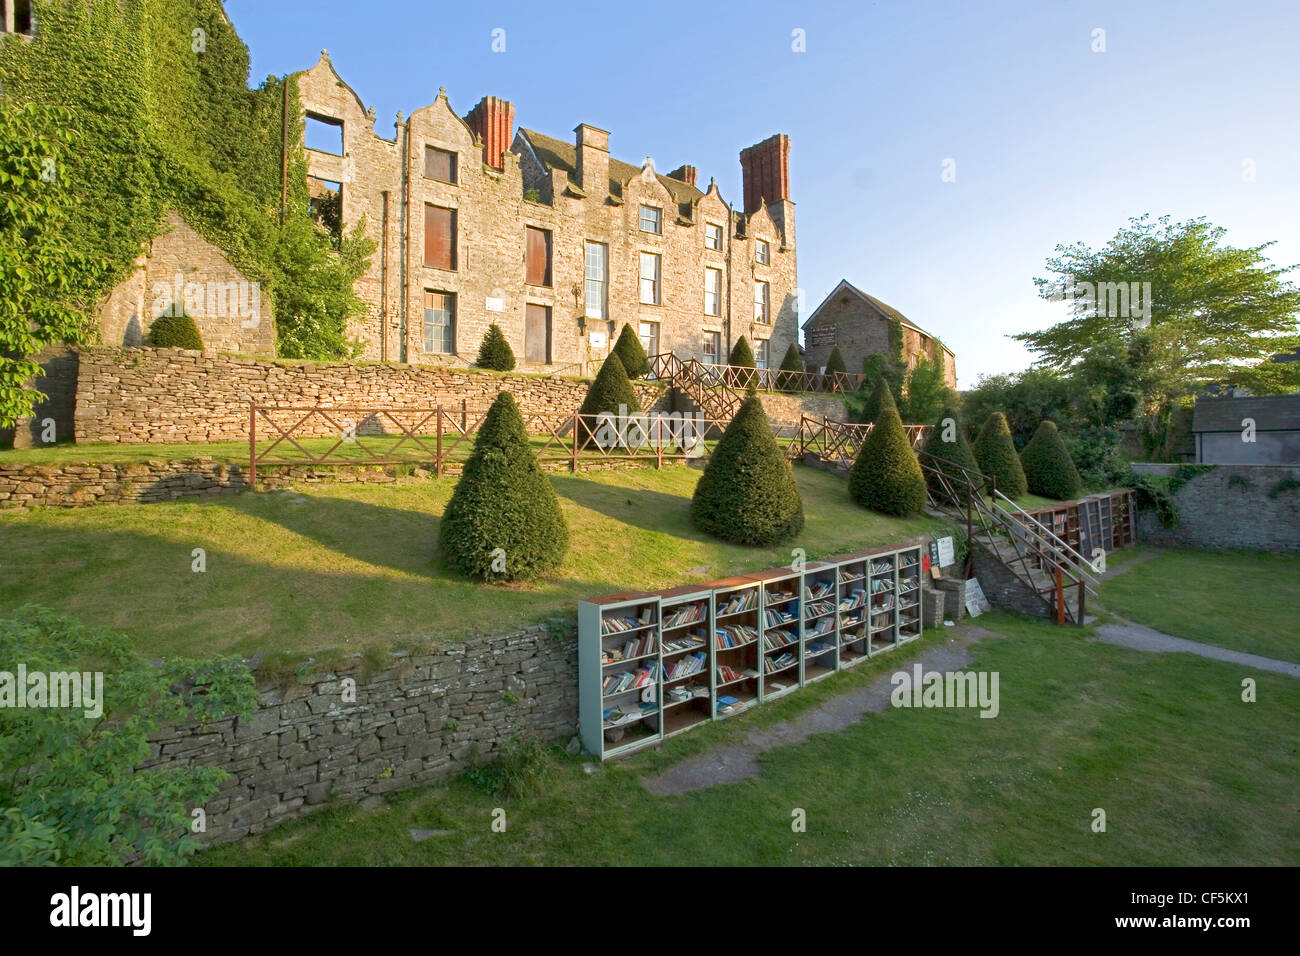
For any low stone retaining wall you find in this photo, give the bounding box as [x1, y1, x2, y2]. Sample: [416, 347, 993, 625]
[1132, 463, 1300, 554]
[142, 622, 577, 847]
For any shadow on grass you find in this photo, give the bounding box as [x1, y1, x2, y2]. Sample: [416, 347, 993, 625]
[549, 472, 708, 540]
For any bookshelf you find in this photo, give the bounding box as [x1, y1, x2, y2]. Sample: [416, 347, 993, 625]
[578, 543, 926, 760]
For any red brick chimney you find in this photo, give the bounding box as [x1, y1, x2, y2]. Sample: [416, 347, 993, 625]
[739, 134, 790, 213]
[668, 164, 697, 187]
[465, 96, 515, 170]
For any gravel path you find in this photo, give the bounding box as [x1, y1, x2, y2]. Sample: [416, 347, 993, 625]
[1093, 621, 1300, 677]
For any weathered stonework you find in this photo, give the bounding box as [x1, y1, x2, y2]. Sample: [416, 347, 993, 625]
[1132, 463, 1300, 554]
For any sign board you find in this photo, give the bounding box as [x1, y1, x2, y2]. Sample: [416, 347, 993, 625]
[485, 296, 505, 313]
[808, 324, 837, 346]
[964, 577, 991, 618]
[935, 536, 955, 568]
[589, 331, 607, 350]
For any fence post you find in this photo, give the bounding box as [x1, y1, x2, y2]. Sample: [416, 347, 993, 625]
[1077, 577, 1086, 626]
[248, 401, 256, 491]
[571, 411, 579, 473]
[460, 399, 467, 432]
[1055, 566, 1066, 625]
[436, 407, 443, 477]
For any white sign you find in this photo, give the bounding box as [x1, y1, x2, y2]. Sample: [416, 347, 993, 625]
[964, 577, 991, 618]
[485, 296, 505, 312]
[935, 536, 955, 568]
[589, 331, 607, 350]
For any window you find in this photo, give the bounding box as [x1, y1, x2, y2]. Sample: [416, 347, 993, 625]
[639, 252, 661, 305]
[703, 331, 720, 365]
[525, 227, 552, 286]
[755, 239, 770, 264]
[584, 241, 607, 319]
[307, 178, 343, 244]
[639, 321, 660, 357]
[639, 205, 662, 234]
[704, 267, 721, 316]
[304, 112, 343, 155]
[753, 280, 770, 323]
[705, 223, 723, 250]
[424, 146, 457, 184]
[423, 291, 455, 354]
[424, 205, 456, 270]
[755, 339, 769, 369]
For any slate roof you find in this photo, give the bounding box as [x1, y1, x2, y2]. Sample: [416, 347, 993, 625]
[1192, 394, 1300, 433]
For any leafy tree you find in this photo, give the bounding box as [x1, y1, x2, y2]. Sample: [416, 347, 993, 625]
[884, 318, 907, 398]
[612, 323, 649, 378]
[271, 214, 373, 360]
[920, 404, 980, 503]
[0, 606, 255, 865]
[849, 403, 926, 516]
[777, 342, 803, 391]
[729, 335, 757, 389]
[691, 393, 804, 545]
[860, 353, 887, 394]
[1019, 420, 1083, 500]
[438, 391, 569, 580]
[0, 103, 103, 429]
[476, 323, 516, 371]
[146, 313, 203, 350]
[855, 376, 897, 425]
[972, 412, 1028, 498]
[901, 356, 951, 424]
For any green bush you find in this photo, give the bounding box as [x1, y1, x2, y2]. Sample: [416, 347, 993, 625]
[476, 323, 516, 371]
[1019, 420, 1083, 500]
[855, 376, 897, 425]
[973, 412, 1028, 498]
[691, 394, 804, 545]
[777, 342, 803, 391]
[729, 336, 757, 389]
[824, 347, 847, 378]
[146, 313, 203, 350]
[579, 353, 641, 447]
[612, 323, 650, 378]
[438, 391, 569, 580]
[466, 734, 554, 800]
[849, 403, 927, 516]
[919, 404, 980, 503]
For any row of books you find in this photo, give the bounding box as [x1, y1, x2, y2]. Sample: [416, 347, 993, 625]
[806, 616, 835, 638]
[601, 606, 655, 635]
[717, 664, 756, 684]
[839, 589, 866, 611]
[871, 560, 895, 575]
[665, 684, 710, 705]
[664, 652, 706, 682]
[804, 600, 836, 619]
[763, 606, 798, 627]
[715, 624, 758, 649]
[762, 627, 798, 650]
[663, 601, 707, 629]
[871, 577, 894, 594]
[602, 664, 660, 696]
[805, 641, 835, 659]
[765, 588, 798, 606]
[662, 631, 706, 655]
[602, 633, 656, 664]
[715, 591, 758, 617]
[602, 701, 657, 728]
[804, 580, 835, 600]
[764, 652, 798, 673]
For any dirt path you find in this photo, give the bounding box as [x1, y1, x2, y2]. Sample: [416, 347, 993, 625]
[641, 624, 997, 796]
[1092, 621, 1300, 676]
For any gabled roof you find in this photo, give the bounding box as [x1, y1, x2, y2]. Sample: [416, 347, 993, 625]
[1192, 393, 1300, 432]
[803, 279, 953, 356]
[518, 128, 704, 215]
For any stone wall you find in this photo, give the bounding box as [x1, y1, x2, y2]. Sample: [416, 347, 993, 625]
[0, 346, 78, 449]
[141, 622, 578, 846]
[1132, 463, 1300, 554]
[73, 346, 668, 444]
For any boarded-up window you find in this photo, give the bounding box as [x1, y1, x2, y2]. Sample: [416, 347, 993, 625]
[525, 227, 551, 286]
[424, 146, 457, 183]
[424, 205, 456, 270]
[525, 304, 551, 364]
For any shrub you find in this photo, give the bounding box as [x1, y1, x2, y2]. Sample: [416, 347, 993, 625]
[1019, 420, 1083, 500]
[777, 342, 803, 391]
[824, 347, 847, 378]
[691, 393, 804, 546]
[612, 323, 650, 378]
[973, 412, 1028, 498]
[855, 376, 897, 425]
[729, 336, 757, 389]
[578, 353, 640, 446]
[849, 403, 927, 516]
[466, 734, 554, 800]
[438, 391, 569, 580]
[146, 313, 203, 350]
[476, 323, 516, 371]
[920, 404, 980, 503]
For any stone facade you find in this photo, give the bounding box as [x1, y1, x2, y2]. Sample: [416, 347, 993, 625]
[295, 52, 797, 374]
[802, 279, 956, 387]
[139, 622, 578, 847]
[1132, 463, 1300, 554]
[97, 212, 274, 355]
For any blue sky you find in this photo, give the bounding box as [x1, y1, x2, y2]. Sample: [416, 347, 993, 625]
[227, 0, 1300, 388]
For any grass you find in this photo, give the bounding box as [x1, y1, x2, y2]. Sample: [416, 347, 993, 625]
[0, 464, 946, 658]
[197, 608, 1300, 866]
[1098, 548, 1300, 662]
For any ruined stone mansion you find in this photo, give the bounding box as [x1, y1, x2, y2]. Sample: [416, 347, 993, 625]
[295, 52, 798, 373]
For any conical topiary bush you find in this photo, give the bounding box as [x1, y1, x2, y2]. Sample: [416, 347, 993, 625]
[777, 342, 803, 392]
[147, 313, 203, 350]
[973, 411, 1028, 499]
[612, 323, 650, 378]
[476, 323, 516, 371]
[1019, 420, 1083, 500]
[691, 394, 804, 546]
[824, 347, 847, 378]
[438, 391, 569, 580]
[919, 404, 980, 503]
[729, 336, 757, 389]
[578, 352, 641, 447]
[849, 403, 927, 516]
[855, 375, 897, 425]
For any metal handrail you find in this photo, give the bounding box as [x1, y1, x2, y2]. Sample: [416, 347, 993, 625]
[991, 490, 1100, 589]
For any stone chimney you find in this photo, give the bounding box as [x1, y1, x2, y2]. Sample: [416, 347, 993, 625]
[465, 96, 515, 170]
[668, 164, 697, 187]
[574, 124, 610, 197]
[739, 134, 791, 214]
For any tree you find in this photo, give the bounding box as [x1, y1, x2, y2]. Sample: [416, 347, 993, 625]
[900, 356, 951, 424]
[1019, 420, 1083, 500]
[849, 403, 927, 517]
[476, 323, 516, 371]
[973, 412, 1028, 498]
[612, 323, 649, 378]
[919, 404, 980, 503]
[1021, 214, 1300, 443]
[729, 335, 757, 389]
[691, 393, 804, 545]
[861, 353, 887, 394]
[438, 391, 569, 580]
[884, 318, 907, 399]
[146, 313, 203, 350]
[579, 353, 640, 447]
[855, 376, 897, 425]
[0, 606, 255, 865]
[777, 342, 803, 392]
[0, 104, 102, 429]
[824, 347, 847, 378]
[271, 213, 374, 360]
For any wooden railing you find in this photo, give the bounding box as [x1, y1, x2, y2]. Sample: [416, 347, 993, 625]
[789, 415, 929, 463]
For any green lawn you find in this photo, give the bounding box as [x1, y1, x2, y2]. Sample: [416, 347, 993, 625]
[198, 610, 1300, 866]
[1099, 548, 1300, 662]
[0, 464, 946, 659]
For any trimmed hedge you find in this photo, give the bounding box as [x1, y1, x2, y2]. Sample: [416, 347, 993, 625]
[476, 323, 516, 371]
[825, 347, 847, 376]
[856, 376, 897, 425]
[691, 394, 804, 545]
[849, 403, 927, 516]
[579, 353, 640, 446]
[146, 313, 203, 350]
[973, 412, 1028, 499]
[438, 391, 569, 581]
[729, 335, 757, 389]
[1019, 420, 1083, 500]
[777, 342, 803, 391]
[612, 323, 649, 378]
[919, 404, 979, 503]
